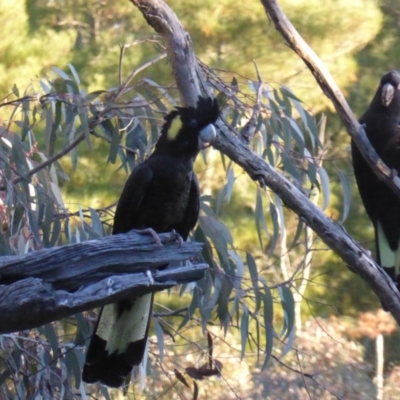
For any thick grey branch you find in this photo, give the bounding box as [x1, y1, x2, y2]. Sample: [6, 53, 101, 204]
[0, 263, 207, 334]
[0, 231, 206, 332]
[0, 230, 202, 290]
[129, 0, 400, 322]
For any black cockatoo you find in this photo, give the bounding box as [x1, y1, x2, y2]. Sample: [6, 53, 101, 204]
[82, 96, 219, 387]
[352, 70, 400, 290]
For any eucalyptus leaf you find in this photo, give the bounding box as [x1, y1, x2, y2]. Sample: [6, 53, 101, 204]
[68, 63, 81, 85]
[154, 320, 165, 363]
[318, 166, 331, 210]
[339, 170, 352, 222]
[240, 306, 249, 360]
[52, 66, 69, 80]
[255, 187, 269, 248]
[107, 122, 120, 164]
[278, 285, 295, 341]
[262, 285, 274, 369]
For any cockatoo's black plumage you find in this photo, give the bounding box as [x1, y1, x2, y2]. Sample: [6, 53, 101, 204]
[352, 70, 400, 290]
[82, 96, 219, 387]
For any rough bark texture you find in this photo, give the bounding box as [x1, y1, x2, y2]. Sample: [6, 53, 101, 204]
[0, 230, 206, 333]
[129, 0, 400, 322]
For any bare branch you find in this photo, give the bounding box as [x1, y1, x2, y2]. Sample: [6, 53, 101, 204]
[116, 51, 167, 101]
[0, 230, 206, 333]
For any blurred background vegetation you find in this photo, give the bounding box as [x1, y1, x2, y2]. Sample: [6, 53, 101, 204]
[1, 0, 400, 398]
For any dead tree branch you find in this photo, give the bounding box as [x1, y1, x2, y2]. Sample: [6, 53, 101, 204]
[0, 230, 206, 333]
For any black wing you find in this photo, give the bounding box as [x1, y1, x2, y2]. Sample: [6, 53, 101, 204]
[174, 172, 200, 241]
[112, 163, 153, 234]
[82, 163, 154, 387]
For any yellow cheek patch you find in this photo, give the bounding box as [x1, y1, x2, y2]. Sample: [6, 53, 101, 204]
[167, 116, 182, 140]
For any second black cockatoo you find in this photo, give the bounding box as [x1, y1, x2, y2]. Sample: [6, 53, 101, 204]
[352, 70, 400, 290]
[82, 96, 220, 387]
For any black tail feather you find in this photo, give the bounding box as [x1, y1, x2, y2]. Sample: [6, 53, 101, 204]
[82, 336, 148, 387]
[82, 295, 153, 387]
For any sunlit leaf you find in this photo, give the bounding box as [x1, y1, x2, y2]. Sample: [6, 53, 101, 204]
[154, 320, 165, 363]
[225, 167, 235, 203]
[339, 170, 352, 222]
[228, 249, 244, 283]
[318, 166, 330, 210]
[199, 197, 216, 217]
[52, 66, 69, 80]
[281, 322, 295, 359]
[40, 79, 51, 94]
[68, 63, 81, 85]
[99, 385, 111, 400]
